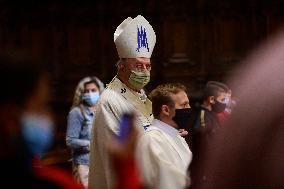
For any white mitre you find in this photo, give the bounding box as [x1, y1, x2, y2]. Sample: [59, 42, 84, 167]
[114, 15, 156, 58]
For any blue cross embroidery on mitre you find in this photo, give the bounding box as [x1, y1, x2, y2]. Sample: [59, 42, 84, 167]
[136, 25, 150, 52]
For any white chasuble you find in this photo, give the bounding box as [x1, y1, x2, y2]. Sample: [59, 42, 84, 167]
[89, 77, 153, 189]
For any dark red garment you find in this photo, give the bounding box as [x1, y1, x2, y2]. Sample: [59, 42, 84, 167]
[34, 165, 84, 189]
[112, 157, 144, 189]
[216, 111, 230, 124]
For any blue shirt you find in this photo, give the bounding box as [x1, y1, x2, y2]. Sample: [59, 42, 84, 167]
[66, 105, 94, 165]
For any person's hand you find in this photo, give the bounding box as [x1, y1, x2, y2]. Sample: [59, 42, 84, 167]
[108, 113, 144, 189]
[178, 129, 188, 137]
[108, 112, 138, 159]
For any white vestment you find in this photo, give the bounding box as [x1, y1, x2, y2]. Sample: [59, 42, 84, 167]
[88, 77, 153, 189]
[136, 119, 192, 189]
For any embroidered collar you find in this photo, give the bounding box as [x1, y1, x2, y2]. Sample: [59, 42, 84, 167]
[106, 76, 153, 125]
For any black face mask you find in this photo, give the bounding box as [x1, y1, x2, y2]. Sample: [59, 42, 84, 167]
[212, 101, 226, 113]
[172, 108, 192, 129]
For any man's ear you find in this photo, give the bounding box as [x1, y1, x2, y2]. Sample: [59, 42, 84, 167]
[161, 105, 170, 116]
[208, 96, 215, 104]
[118, 62, 126, 72]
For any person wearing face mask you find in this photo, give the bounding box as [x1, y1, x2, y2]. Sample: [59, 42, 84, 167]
[88, 15, 156, 189]
[0, 51, 83, 189]
[188, 81, 227, 187]
[215, 89, 238, 124]
[136, 83, 193, 189]
[205, 81, 232, 124]
[194, 81, 227, 130]
[66, 76, 104, 189]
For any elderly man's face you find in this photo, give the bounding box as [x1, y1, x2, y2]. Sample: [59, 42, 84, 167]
[124, 57, 151, 72]
[118, 57, 151, 91]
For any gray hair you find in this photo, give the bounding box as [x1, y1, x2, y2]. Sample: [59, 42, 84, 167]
[115, 58, 126, 68]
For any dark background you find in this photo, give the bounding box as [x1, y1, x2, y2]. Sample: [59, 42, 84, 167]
[0, 0, 283, 165]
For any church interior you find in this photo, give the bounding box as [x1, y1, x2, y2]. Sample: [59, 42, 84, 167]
[0, 0, 283, 170]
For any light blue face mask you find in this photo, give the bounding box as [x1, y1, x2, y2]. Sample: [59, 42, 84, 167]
[21, 113, 54, 156]
[82, 92, 100, 106]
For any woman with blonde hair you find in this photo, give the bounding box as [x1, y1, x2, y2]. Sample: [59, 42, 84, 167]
[66, 76, 104, 189]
